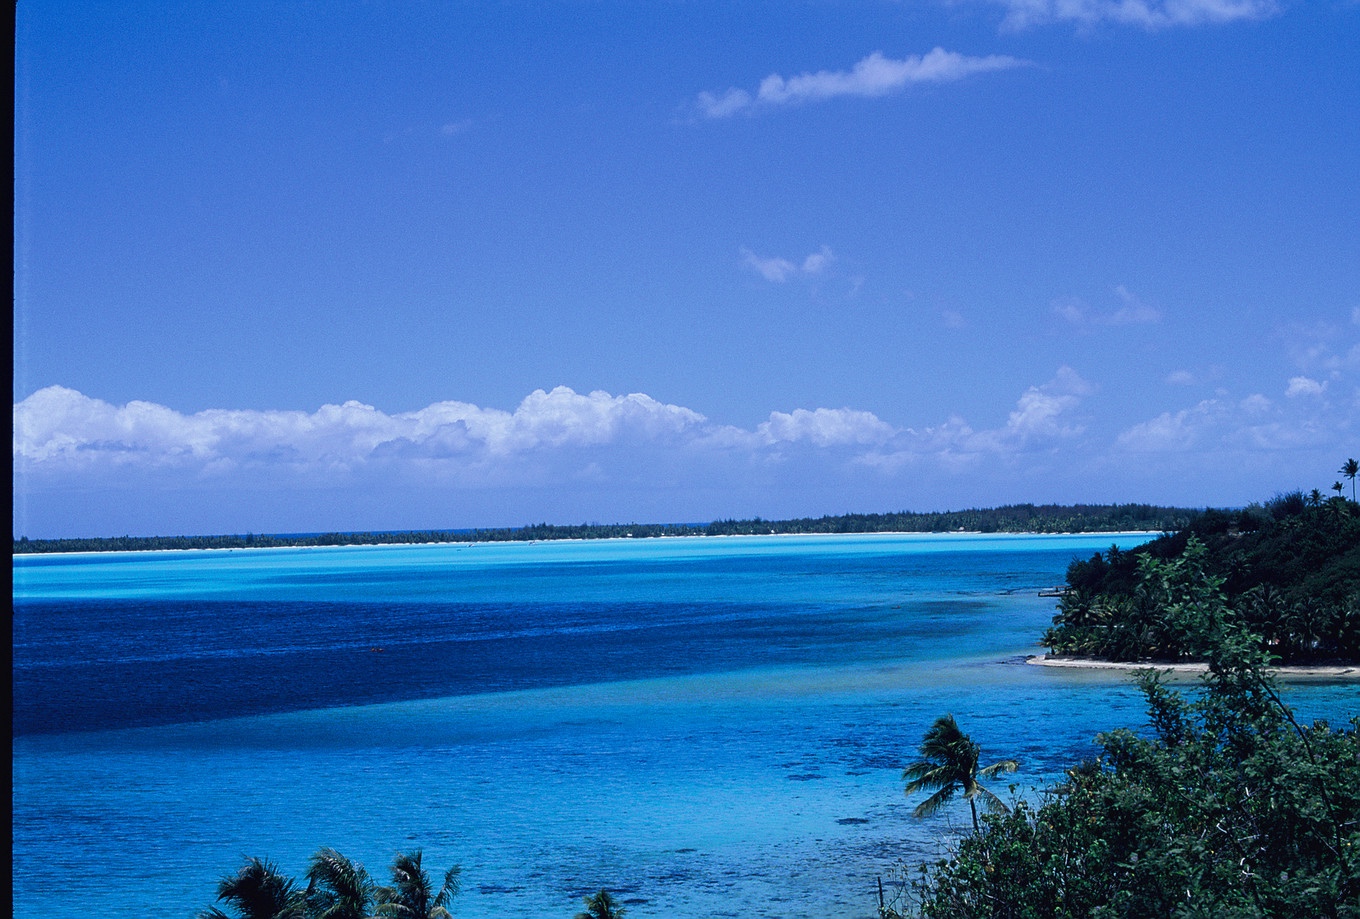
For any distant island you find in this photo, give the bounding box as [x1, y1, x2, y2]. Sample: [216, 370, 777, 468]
[1043, 489, 1360, 665]
[10, 503, 1195, 555]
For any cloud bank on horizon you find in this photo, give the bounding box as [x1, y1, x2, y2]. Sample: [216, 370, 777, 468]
[15, 352, 1356, 536]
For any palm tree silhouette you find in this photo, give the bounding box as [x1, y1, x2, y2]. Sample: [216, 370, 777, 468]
[306, 848, 373, 919]
[375, 850, 460, 919]
[903, 714, 1018, 835]
[200, 857, 307, 919]
[1340, 458, 1359, 501]
[575, 889, 628, 919]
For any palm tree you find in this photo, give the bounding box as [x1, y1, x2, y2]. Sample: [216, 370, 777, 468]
[575, 889, 628, 919]
[200, 857, 308, 919]
[374, 850, 460, 919]
[903, 714, 1018, 835]
[1340, 458, 1359, 501]
[306, 847, 373, 919]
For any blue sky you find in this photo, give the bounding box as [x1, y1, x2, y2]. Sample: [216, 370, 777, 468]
[13, 0, 1360, 537]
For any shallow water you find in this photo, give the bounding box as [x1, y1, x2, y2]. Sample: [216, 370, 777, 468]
[13, 534, 1357, 918]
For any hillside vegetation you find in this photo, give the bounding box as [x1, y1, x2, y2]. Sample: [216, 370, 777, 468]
[1045, 492, 1360, 663]
[891, 636, 1360, 919]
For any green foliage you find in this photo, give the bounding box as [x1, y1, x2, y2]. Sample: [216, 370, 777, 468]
[305, 848, 373, 919]
[894, 638, 1360, 919]
[203, 851, 458, 919]
[1047, 491, 1360, 663]
[575, 889, 628, 919]
[904, 714, 1018, 835]
[200, 857, 308, 919]
[1342, 459, 1359, 501]
[374, 851, 460, 919]
[13, 503, 1195, 553]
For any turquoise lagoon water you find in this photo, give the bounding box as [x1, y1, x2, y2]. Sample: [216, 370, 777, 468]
[13, 533, 1357, 918]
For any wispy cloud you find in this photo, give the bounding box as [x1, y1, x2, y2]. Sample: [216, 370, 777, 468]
[975, 0, 1280, 30]
[859, 367, 1094, 471]
[1116, 312, 1360, 458]
[1116, 385, 1350, 454]
[697, 48, 1028, 118]
[941, 309, 968, 329]
[741, 246, 834, 282]
[1053, 285, 1161, 326]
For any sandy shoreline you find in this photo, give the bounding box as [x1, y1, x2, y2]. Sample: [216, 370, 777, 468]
[1027, 654, 1360, 679]
[12, 529, 1165, 558]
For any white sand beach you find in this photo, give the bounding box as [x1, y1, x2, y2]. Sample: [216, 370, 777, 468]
[1027, 654, 1360, 679]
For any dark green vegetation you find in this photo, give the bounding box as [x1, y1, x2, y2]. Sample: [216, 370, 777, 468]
[575, 889, 628, 919]
[201, 849, 459, 919]
[1046, 490, 1360, 663]
[903, 714, 1018, 836]
[887, 637, 1360, 919]
[12, 502, 1192, 553]
[198, 849, 635, 919]
[896, 476, 1360, 917]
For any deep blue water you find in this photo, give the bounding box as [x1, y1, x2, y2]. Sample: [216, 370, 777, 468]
[12, 534, 1358, 919]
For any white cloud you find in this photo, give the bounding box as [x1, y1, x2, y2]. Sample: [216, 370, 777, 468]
[757, 407, 897, 448]
[980, 0, 1280, 30]
[1117, 399, 1226, 452]
[11, 373, 1093, 495]
[801, 246, 834, 275]
[12, 386, 715, 475]
[1000, 366, 1094, 441]
[698, 48, 1028, 118]
[14, 386, 907, 482]
[741, 250, 798, 283]
[1165, 370, 1197, 386]
[1285, 376, 1327, 398]
[21, 363, 1354, 534]
[741, 246, 834, 282]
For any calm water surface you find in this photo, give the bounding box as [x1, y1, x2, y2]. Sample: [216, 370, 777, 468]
[13, 534, 1357, 918]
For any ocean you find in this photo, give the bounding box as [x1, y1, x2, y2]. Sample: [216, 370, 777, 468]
[12, 533, 1357, 918]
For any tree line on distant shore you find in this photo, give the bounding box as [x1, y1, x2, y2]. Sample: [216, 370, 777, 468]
[11, 502, 1195, 554]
